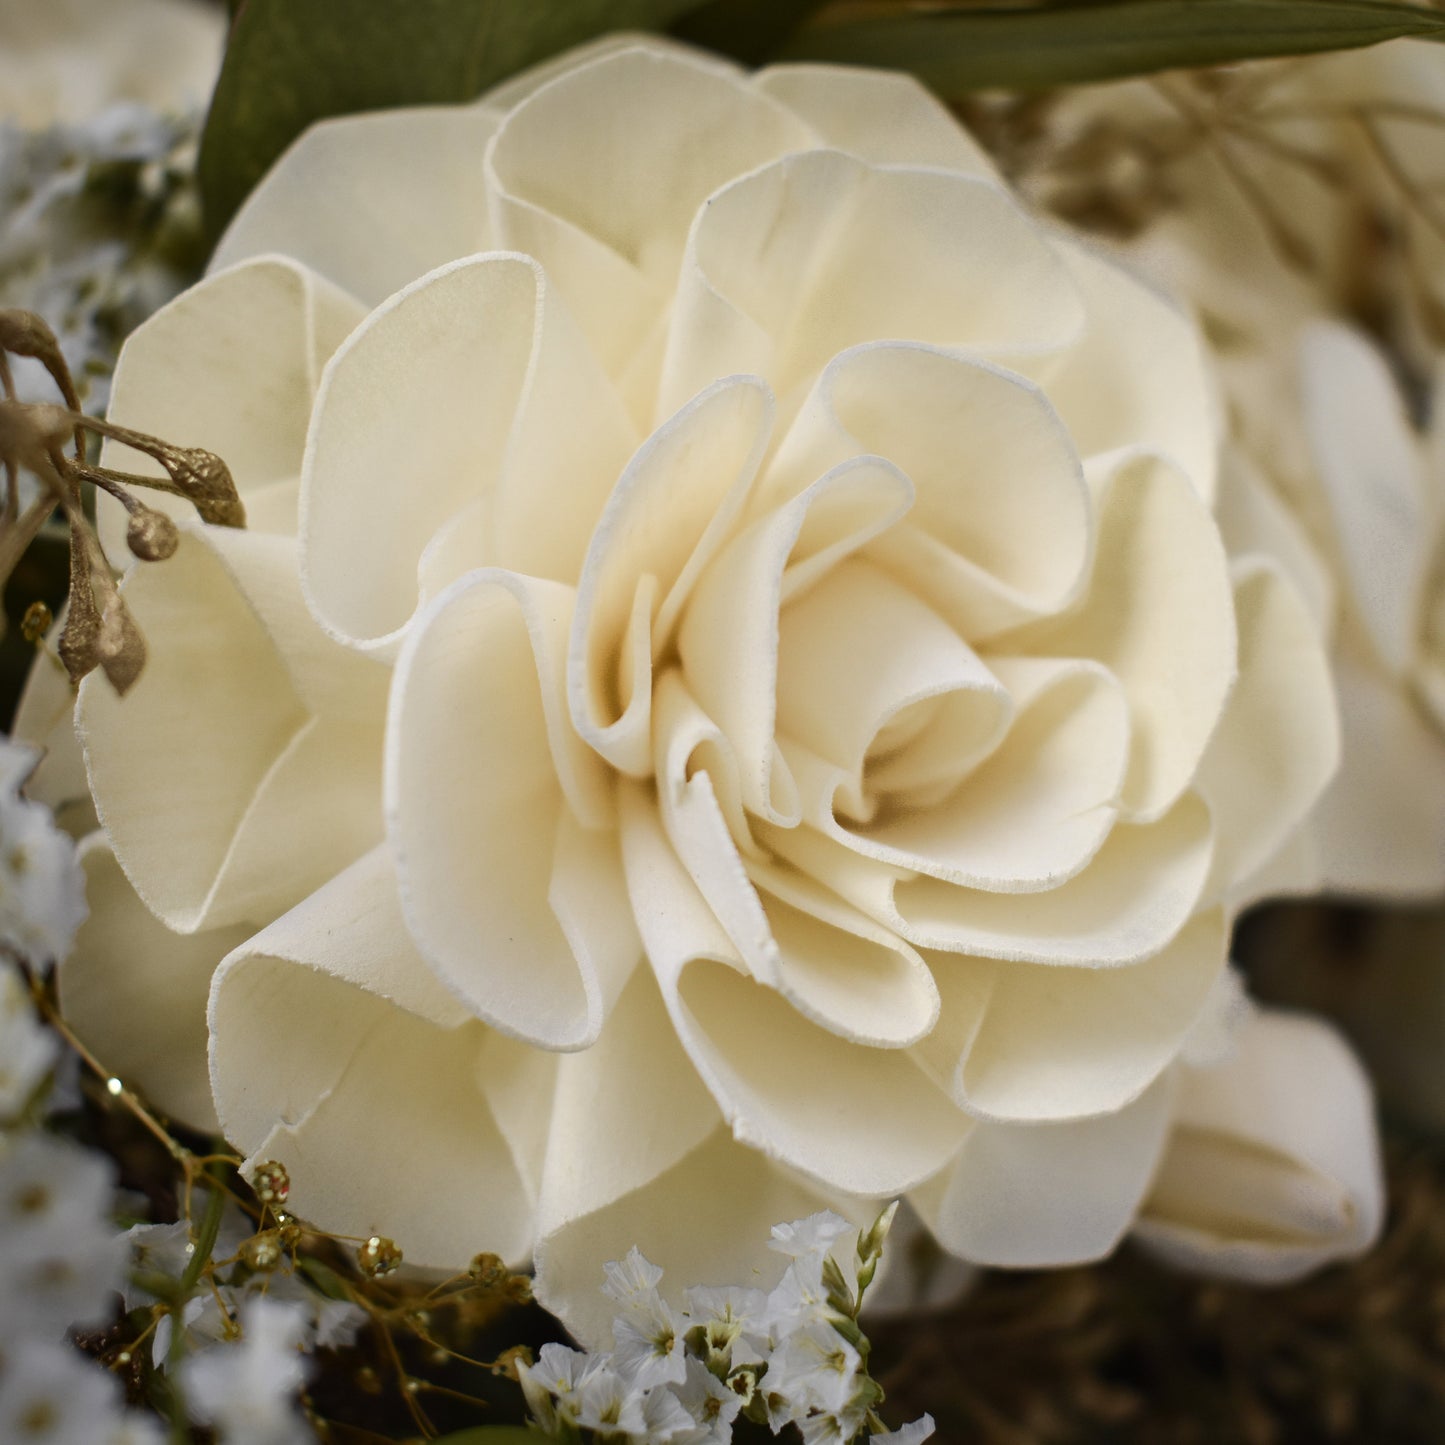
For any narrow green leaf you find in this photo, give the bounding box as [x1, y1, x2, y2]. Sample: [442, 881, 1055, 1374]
[431, 1430, 541, 1445]
[199, 0, 714, 238]
[672, 0, 828, 63]
[780, 0, 1445, 94]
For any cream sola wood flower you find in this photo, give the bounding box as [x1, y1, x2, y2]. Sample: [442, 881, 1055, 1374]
[1021, 39, 1445, 896]
[35, 38, 1381, 1339]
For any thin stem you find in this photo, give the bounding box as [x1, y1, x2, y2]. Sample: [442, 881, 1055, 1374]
[0, 490, 55, 585]
[29, 980, 194, 1168]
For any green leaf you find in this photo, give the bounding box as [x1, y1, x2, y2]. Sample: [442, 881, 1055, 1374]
[779, 0, 1445, 94]
[431, 1430, 542, 1444]
[671, 0, 827, 63]
[199, 0, 714, 238]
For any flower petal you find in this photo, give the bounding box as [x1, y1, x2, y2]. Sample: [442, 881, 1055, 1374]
[1194, 560, 1339, 905]
[764, 343, 1092, 640]
[776, 560, 1016, 826]
[793, 655, 1129, 892]
[909, 1076, 1174, 1266]
[1025, 236, 1219, 503]
[569, 375, 773, 776]
[486, 44, 810, 386]
[748, 859, 940, 1050]
[387, 569, 622, 1049]
[11, 629, 91, 831]
[762, 793, 1212, 968]
[209, 857, 533, 1267]
[1214, 446, 1335, 638]
[538, 1128, 835, 1350]
[753, 65, 997, 175]
[1304, 651, 1445, 897]
[950, 908, 1226, 1123]
[1135, 1008, 1383, 1283]
[1300, 320, 1429, 676]
[78, 529, 386, 933]
[212, 106, 501, 307]
[678, 455, 915, 825]
[1013, 451, 1236, 822]
[60, 836, 246, 1131]
[302, 253, 635, 655]
[620, 783, 969, 1196]
[99, 257, 363, 548]
[660, 151, 1084, 419]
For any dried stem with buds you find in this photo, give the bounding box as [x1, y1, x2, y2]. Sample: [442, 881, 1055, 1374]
[0, 309, 243, 695]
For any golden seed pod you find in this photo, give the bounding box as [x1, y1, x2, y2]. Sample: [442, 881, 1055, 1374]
[468, 1251, 506, 1288]
[243, 1232, 284, 1271]
[249, 1159, 291, 1208]
[357, 1235, 402, 1278]
[20, 601, 51, 644]
[493, 1344, 532, 1381]
[125, 505, 180, 562]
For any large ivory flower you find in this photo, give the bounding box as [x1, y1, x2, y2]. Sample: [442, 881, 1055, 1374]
[1026, 40, 1445, 895]
[51, 38, 1380, 1337]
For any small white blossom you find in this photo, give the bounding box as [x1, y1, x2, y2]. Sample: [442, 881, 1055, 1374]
[179, 1296, 312, 1445]
[574, 1361, 648, 1437]
[768, 1212, 854, 1268]
[613, 1302, 688, 1391]
[102, 1415, 167, 1445]
[798, 1410, 867, 1445]
[682, 1285, 771, 1350]
[0, 1132, 125, 1339]
[0, 1338, 125, 1443]
[518, 1342, 601, 1432]
[672, 1356, 741, 1444]
[603, 1246, 668, 1307]
[764, 1317, 862, 1420]
[868, 1415, 936, 1444]
[0, 961, 57, 1119]
[521, 1210, 921, 1445]
[0, 745, 87, 969]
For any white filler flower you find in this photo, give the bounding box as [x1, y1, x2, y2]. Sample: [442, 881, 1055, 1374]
[56, 37, 1381, 1339]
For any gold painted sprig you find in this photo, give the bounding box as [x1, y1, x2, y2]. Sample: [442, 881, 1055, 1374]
[0, 308, 243, 695]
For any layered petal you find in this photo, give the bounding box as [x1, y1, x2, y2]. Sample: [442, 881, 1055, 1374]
[209, 852, 535, 1267]
[1194, 561, 1339, 905]
[60, 837, 248, 1130]
[1300, 320, 1430, 676]
[792, 654, 1130, 893]
[1308, 651, 1445, 896]
[620, 783, 969, 1197]
[302, 252, 635, 654]
[753, 65, 997, 175]
[99, 257, 364, 544]
[568, 376, 773, 775]
[774, 344, 1093, 640]
[387, 569, 625, 1050]
[910, 1077, 1174, 1266]
[947, 909, 1226, 1123]
[1026, 235, 1219, 502]
[78, 528, 387, 933]
[660, 150, 1084, 419]
[486, 44, 811, 393]
[1013, 451, 1236, 822]
[212, 105, 501, 307]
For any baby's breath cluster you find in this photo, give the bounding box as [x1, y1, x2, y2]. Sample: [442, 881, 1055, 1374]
[519, 1205, 934, 1445]
[0, 736, 159, 1443]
